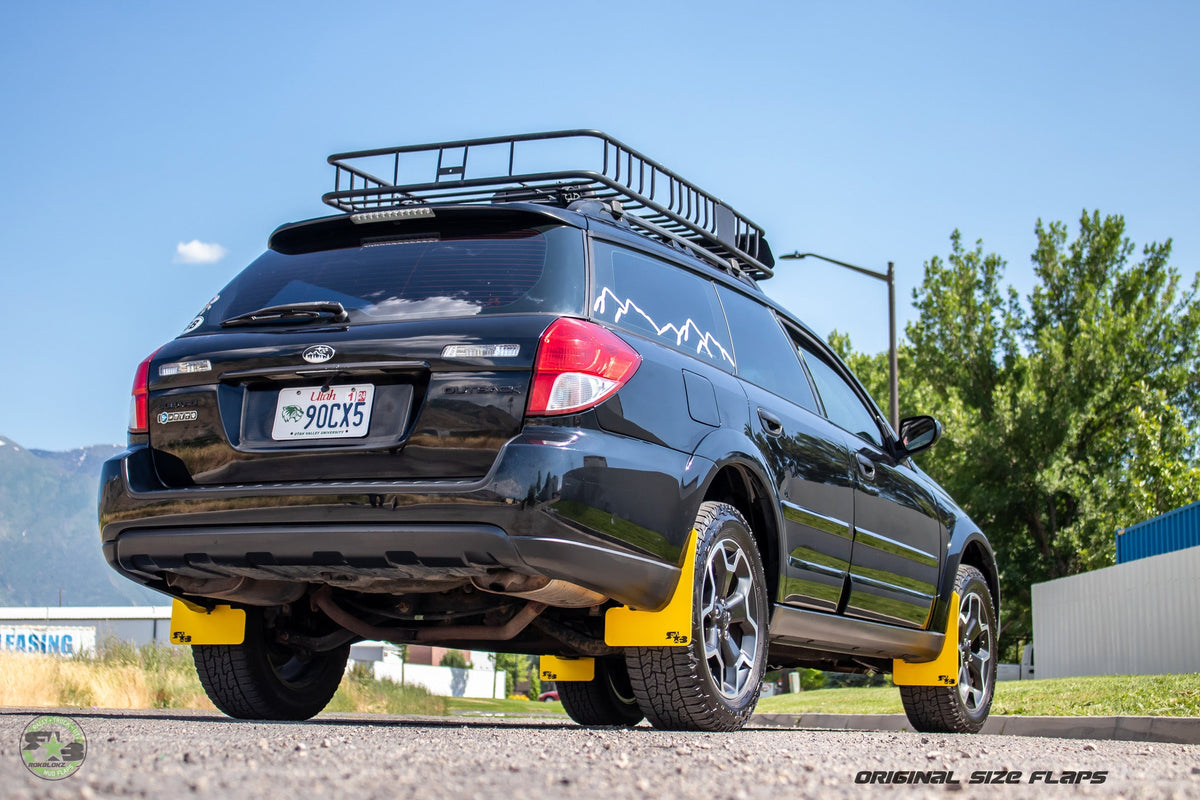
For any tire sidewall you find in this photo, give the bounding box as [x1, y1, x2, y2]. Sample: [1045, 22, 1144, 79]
[251, 609, 349, 717]
[195, 606, 349, 720]
[690, 503, 769, 722]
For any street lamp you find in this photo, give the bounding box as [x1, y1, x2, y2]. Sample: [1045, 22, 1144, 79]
[779, 251, 898, 432]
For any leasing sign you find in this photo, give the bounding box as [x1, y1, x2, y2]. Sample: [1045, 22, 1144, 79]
[0, 626, 96, 655]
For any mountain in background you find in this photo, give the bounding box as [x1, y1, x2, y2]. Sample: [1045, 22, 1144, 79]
[0, 435, 160, 606]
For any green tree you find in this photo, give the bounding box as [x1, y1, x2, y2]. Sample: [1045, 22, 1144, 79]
[491, 652, 519, 695]
[489, 653, 541, 698]
[439, 649, 469, 669]
[839, 212, 1200, 658]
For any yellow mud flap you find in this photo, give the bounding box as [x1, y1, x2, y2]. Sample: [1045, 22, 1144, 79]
[603, 529, 697, 647]
[893, 591, 959, 686]
[169, 599, 246, 646]
[539, 655, 595, 682]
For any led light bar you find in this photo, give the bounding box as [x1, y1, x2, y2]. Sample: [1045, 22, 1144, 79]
[351, 207, 435, 224]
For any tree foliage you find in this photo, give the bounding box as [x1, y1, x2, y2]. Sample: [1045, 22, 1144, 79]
[490, 652, 540, 698]
[438, 649, 469, 669]
[835, 211, 1200, 658]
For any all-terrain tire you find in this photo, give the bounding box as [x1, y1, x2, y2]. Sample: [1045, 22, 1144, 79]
[192, 606, 349, 721]
[624, 501, 769, 732]
[899, 564, 997, 733]
[558, 657, 645, 726]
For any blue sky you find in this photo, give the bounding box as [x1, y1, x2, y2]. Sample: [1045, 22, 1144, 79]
[2, 2, 1197, 450]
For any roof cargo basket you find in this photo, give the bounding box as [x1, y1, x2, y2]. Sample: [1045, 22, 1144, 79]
[323, 130, 774, 280]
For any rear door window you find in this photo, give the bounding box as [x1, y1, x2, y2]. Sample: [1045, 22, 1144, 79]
[185, 225, 585, 334]
[715, 287, 817, 411]
[798, 343, 885, 446]
[591, 242, 735, 371]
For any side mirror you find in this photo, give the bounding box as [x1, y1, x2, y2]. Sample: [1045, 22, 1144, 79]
[898, 415, 942, 456]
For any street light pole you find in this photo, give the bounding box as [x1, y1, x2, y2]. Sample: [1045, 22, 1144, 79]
[779, 251, 899, 432]
[886, 260, 897, 433]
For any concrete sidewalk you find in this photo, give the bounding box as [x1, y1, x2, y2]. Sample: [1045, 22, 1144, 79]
[748, 712, 1200, 744]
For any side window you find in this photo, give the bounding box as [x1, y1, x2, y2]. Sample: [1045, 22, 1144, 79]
[798, 343, 884, 446]
[591, 242, 735, 371]
[715, 286, 817, 412]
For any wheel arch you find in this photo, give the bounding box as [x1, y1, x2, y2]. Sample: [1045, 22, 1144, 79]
[956, 534, 1000, 616]
[692, 435, 784, 606]
[938, 519, 1000, 632]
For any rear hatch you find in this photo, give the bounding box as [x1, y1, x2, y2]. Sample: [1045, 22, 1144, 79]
[146, 209, 586, 486]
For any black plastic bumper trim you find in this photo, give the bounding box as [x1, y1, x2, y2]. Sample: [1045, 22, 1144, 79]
[114, 524, 523, 575]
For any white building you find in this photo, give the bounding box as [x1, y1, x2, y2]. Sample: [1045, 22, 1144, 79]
[348, 642, 505, 699]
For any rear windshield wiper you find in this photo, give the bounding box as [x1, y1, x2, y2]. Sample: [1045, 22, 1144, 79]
[220, 301, 350, 328]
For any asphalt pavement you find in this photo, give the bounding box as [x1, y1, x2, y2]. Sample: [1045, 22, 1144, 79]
[1, 708, 1198, 799]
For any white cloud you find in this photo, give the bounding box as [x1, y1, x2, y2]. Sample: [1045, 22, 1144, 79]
[175, 239, 229, 264]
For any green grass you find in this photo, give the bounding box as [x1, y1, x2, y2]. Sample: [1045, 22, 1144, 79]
[324, 663, 566, 717]
[325, 663, 448, 716]
[755, 673, 1200, 717]
[445, 696, 566, 715]
[757, 685, 905, 715]
[990, 674, 1200, 717]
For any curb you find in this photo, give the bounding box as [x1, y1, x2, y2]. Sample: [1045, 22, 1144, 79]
[747, 713, 1200, 744]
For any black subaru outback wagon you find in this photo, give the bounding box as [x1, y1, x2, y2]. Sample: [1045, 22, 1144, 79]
[99, 131, 998, 733]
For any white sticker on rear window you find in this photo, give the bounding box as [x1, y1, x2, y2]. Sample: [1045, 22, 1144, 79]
[594, 287, 735, 367]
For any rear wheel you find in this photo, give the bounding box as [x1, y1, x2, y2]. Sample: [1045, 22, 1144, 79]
[193, 606, 349, 721]
[900, 564, 997, 733]
[557, 657, 644, 726]
[624, 501, 769, 731]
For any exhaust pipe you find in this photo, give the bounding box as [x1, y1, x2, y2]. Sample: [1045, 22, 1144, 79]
[310, 585, 547, 645]
[166, 574, 306, 607]
[471, 572, 607, 608]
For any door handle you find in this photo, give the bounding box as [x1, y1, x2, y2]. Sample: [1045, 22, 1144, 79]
[856, 453, 876, 480]
[758, 408, 784, 437]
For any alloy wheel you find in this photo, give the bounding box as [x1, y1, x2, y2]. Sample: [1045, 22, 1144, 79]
[957, 589, 993, 712]
[700, 537, 763, 698]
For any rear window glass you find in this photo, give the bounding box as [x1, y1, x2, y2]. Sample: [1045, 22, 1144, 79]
[591, 242, 734, 371]
[183, 226, 584, 334]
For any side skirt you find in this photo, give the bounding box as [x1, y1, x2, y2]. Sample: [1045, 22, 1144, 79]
[768, 604, 943, 662]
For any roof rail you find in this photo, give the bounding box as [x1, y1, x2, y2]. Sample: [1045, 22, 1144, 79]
[323, 130, 774, 280]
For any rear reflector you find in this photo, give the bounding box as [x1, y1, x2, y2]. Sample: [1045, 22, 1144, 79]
[527, 318, 640, 416]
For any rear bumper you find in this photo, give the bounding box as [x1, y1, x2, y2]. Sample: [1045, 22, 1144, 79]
[99, 424, 712, 610]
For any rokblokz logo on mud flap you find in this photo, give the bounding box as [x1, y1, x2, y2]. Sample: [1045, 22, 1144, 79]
[20, 715, 87, 780]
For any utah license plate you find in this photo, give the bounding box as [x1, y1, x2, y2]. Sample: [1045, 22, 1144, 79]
[272, 384, 375, 440]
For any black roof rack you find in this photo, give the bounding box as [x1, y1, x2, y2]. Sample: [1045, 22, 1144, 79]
[323, 130, 774, 280]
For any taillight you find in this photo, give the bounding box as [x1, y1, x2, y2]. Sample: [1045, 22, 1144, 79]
[528, 318, 641, 416]
[128, 348, 161, 434]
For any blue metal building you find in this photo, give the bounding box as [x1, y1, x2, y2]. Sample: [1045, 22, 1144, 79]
[1116, 499, 1200, 563]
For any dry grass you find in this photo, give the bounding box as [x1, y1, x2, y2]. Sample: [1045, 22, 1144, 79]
[0, 643, 445, 716]
[0, 641, 214, 710]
